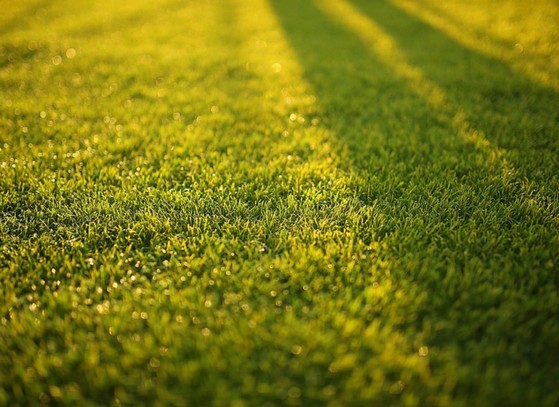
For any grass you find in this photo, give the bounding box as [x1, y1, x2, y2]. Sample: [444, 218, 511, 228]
[1, 0, 558, 405]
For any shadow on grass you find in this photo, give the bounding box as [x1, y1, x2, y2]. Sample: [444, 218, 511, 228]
[350, 0, 559, 177]
[269, 0, 559, 404]
[270, 0, 558, 231]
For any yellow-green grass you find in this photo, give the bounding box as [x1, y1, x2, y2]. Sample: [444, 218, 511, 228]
[1, 0, 558, 406]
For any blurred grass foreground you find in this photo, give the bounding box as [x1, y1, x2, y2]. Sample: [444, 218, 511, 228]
[1, 0, 558, 406]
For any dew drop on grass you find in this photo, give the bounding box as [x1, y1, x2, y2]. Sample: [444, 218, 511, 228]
[149, 358, 160, 369]
[52, 55, 62, 65]
[49, 386, 63, 400]
[65, 48, 76, 59]
[389, 381, 405, 395]
[291, 345, 302, 355]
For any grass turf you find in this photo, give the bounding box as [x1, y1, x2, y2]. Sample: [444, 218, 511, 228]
[1, 0, 558, 405]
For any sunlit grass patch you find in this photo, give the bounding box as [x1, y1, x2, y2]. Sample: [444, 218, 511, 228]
[1, 0, 558, 406]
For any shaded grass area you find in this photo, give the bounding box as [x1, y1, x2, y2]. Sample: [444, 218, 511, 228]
[391, 0, 559, 91]
[270, 1, 559, 405]
[1, 0, 558, 406]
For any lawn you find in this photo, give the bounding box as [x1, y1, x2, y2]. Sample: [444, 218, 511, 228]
[1, 0, 558, 406]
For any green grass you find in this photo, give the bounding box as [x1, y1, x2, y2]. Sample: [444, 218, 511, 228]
[1, 0, 558, 406]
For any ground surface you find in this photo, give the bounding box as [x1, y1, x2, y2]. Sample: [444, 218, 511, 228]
[1, 0, 558, 406]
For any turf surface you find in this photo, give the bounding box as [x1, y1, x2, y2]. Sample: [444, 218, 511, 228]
[1, 0, 558, 405]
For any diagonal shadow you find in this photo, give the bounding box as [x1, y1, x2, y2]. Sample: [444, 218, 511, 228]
[270, 0, 559, 404]
[312, 0, 559, 236]
[388, 0, 559, 93]
[270, 0, 559, 223]
[350, 0, 559, 181]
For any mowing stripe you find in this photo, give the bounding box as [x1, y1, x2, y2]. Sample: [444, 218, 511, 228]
[315, 0, 555, 223]
[391, 0, 559, 92]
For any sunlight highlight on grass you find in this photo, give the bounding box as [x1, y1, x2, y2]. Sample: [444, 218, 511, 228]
[180, 0, 450, 401]
[391, 0, 559, 91]
[226, 0, 320, 130]
[2, 0, 558, 404]
[230, 0, 400, 289]
[315, 0, 514, 176]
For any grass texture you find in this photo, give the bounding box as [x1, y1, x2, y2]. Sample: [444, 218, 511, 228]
[1, 0, 558, 405]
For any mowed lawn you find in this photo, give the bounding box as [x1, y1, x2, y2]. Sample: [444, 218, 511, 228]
[1, 0, 558, 405]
